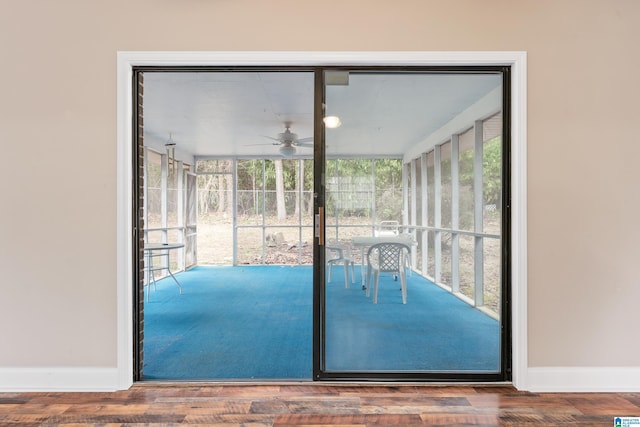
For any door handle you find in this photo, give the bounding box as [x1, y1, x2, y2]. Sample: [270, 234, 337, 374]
[315, 207, 324, 246]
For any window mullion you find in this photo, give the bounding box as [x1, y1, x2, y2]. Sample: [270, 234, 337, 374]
[421, 153, 428, 277]
[451, 135, 460, 294]
[434, 145, 442, 284]
[474, 120, 485, 307]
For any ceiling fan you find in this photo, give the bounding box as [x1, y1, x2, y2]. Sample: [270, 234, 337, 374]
[262, 122, 313, 156]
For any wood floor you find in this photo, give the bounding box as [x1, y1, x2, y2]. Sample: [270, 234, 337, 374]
[1, 383, 639, 426]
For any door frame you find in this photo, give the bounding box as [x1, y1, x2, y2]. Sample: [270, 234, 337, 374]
[116, 51, 528, 390]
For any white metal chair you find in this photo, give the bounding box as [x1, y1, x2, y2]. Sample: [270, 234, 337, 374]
[326, 243, 356, 288]
[374, 220, 400, 237]
[366, 242, 410, 304]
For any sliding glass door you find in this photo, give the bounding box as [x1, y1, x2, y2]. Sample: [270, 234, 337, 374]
[137, 69, 317, 380]
[134, 66, 510, 382]
[317, 69, 510, 381]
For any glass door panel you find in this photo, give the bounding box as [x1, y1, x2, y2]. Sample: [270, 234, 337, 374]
[321, 70, 506, 378]
[140, 70, 316, 380]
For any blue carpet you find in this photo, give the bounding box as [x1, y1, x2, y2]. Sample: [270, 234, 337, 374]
[325, 273, 501, 372]
[143, 265, 312, 380]
[142, 265, 500, 380]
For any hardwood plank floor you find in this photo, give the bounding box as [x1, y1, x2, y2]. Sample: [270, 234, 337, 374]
[1, 383, 639, 426]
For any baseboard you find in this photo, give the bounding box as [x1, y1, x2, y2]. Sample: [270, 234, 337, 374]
[3, 366, 639, 392]
[0, 367, 122, 392]
[527, 367, 640, 392]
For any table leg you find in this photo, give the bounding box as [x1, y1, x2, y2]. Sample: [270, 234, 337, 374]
[146, 251, 155, 302]
[166, 268, 183, 294]
[145, 248, 183, 299]
[361, 248, 366, 290]
[161, 249, 183, 294]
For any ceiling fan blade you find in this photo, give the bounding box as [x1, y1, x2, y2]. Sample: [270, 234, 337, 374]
[297, 136, 313, 144]
[244, 141, 280, 146]
[295, 142, 314, 148]
[262, 135, 282, 142]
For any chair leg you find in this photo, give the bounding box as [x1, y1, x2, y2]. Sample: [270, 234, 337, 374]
[327, 263, 333, 283]
[373, 270, 380, 304]
[343, 262, 349, 288]
[400, 270, 407, 304]
[350, 262, 355, 283]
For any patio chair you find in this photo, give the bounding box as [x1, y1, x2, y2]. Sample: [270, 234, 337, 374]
[326, 243, 356, 288]
[374, 220, 400, 237]
[366, 242, 411, 304]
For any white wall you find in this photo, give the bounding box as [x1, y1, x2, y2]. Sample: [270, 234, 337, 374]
[1, 0, 639, 392]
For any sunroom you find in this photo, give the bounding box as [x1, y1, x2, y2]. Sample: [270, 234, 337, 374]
[135, 68, 509, 382]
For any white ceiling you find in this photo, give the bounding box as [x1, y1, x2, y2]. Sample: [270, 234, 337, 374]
[142, 71, 502, 160]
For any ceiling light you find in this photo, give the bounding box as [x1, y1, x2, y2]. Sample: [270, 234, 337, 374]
[323, 116, 342, 128]
[279, 145, 296, 157]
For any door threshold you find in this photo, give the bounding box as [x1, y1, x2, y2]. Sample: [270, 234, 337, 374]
[134, 379, 514, 388]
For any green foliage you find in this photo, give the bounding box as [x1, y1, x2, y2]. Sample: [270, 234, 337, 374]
[459, 136, 502, 206]
[325, 158, 403, 219]
[482, 137, 502, 206]
[192, 147, 500, 224]
[234, 159, 316, 217]
[196, 160, 233, 215]
[374, 159, 403, 220]
[201, 157, 403, 219]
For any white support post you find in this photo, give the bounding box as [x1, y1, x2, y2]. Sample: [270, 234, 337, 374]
[261, 160, 266, 264]
[232, 159, 238, 266]
[474, 120, 485, 307]
[434, 145, 442, 284]
[410, 159, 418, 269]
[372, 159, 377, 235]
[177, 161, 184, 270]
[160, 152, 168, 271]
[187, 170, 197, 268]
[421, 153, 428, 277]
[161, 154, 168, 241]
[402, 162, 409, 234]
[297, 159, 303, 262]
[451, 134, 460, 293]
